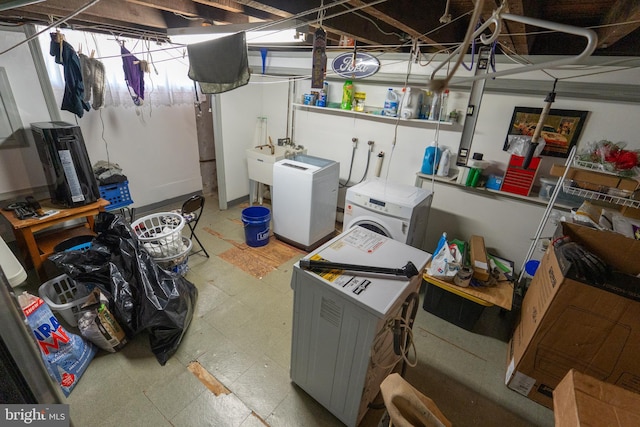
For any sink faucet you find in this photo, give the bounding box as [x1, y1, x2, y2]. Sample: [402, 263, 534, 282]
[254, 137, 275, 155]
[268, 136, 275, 155]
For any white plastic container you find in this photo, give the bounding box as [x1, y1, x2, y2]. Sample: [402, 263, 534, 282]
[382, 88, 398, 117]
[399, 87, 422, 119]
[437, 149, 451, 176]
[0, 236, 27, 288]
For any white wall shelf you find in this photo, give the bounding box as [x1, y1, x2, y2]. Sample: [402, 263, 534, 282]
[292, 103, 463, 131]
[415, 172, 576, 211]
[562, 183, 640, 209]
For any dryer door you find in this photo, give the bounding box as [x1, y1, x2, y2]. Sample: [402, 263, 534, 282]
[346, 217, 393, 238]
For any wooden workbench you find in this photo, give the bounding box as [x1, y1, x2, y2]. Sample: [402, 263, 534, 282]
[0, 198, 109, 280]
[423, 269, 514, 311]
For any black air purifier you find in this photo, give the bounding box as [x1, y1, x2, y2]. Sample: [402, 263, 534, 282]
[31, 121, 100, 208]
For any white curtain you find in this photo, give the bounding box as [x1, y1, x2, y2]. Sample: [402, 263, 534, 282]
[37, 27, 195, 108]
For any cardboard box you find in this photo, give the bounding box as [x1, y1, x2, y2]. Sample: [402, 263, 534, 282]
[554, 369, 640, 427]
[549, 164, 640, 192]
[505, 222, 640, 409]
[469, 235, 490, 281]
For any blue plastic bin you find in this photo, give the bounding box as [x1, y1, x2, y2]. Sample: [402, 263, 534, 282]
[99, 181, 133, 210]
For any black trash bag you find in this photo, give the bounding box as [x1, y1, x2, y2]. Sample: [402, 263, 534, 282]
[48, 225, 140, 338]
[49, 212, 198, 365]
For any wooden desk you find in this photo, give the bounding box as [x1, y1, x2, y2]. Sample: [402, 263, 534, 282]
[0, 198, 109, 280]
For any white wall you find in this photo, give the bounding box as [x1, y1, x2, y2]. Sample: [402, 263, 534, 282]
[68, 106, 201, 207]
[0, 28, 51, 195]
[0, 26, 202, 210]
[216, 74, 290, 205]
[215, 50, 640, 271]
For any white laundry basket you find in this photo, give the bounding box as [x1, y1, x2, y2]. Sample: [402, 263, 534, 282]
[155, 237, 192, 276]
[131, 212, 185, 259]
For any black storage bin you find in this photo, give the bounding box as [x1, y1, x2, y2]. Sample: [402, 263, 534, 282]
[423, 280, 490, 331]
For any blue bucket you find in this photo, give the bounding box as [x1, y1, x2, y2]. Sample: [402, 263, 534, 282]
[525, 260, 540, 277]
[241, 206, 271, 247]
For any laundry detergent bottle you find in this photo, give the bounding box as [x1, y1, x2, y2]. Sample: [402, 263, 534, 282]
[341, 80, 354, 110]
[437, 148, 451, 176]
[382, 88, 398, 117]
[421, 141, 441, 175]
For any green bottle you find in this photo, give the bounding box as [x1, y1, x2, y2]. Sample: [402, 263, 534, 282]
[341, 80, 353, 110]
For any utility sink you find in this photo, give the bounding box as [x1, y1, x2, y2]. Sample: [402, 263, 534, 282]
[246, 145, 305, 185]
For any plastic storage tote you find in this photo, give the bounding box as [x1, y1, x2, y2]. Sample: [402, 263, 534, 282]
[38, 274, 92, 327]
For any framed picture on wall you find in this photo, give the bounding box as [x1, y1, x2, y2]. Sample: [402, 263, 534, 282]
[503, 107, 589, 158]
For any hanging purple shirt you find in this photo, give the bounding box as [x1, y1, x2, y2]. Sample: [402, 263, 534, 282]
[121, 45, 144, 106]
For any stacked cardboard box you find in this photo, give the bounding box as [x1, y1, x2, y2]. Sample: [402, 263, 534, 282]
[506, 222, 640, 409]
[554, 369, 640, 426]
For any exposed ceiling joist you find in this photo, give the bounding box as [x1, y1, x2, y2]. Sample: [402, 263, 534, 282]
[233, 0, 291, 18]
[347, 0, 447, 50]
[497, 0, 530, 55]
[597, 0, 640, 48]
[0, 0, 638, 56]
[127, 0, 200, 16]
[22, 0, 168, 29]
[193, 0, 245, 13]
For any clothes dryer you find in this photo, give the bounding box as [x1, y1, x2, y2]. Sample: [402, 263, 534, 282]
[290, 226, 431, 427]
[343, 179, 432, 250]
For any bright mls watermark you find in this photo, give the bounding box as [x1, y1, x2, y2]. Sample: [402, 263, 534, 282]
[1, 405, 69, 426]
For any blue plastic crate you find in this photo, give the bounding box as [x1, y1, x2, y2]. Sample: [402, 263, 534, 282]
[54, 235, 94, 252]
[99, 181, 133, 210]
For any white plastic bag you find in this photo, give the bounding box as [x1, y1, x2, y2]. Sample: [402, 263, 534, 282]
[78, 288, 128, 353]
[505, 135, 546, 157]
[427, 233, 462, 281]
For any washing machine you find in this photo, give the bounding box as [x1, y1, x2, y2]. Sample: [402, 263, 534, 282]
[343, 179, 432, 250]
[290, 226, 431, 427]
[273, 154, 340, 251]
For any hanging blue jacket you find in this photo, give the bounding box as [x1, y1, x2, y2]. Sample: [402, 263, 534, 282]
[50, 33, 91, 117]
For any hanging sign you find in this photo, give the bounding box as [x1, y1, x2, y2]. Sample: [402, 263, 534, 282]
[331, 52, 380, 79]
[311, 28, 327, 89]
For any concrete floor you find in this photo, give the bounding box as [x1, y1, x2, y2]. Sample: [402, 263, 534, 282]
[16, 195, 554, 426]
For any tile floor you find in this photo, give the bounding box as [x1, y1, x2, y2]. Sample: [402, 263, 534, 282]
[18, 195, 554, 426]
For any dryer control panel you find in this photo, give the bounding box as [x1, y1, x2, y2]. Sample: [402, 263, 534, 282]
[347, 191, 412, 219]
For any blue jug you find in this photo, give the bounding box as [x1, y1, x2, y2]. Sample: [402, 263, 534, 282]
[421, 141, 441, 175]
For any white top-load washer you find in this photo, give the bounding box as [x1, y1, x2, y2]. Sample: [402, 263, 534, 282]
[343, 179, 432, 250]
[273, 154, 339, 251]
